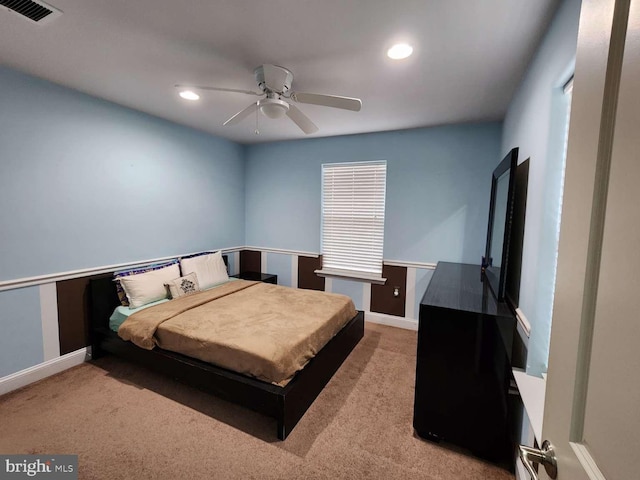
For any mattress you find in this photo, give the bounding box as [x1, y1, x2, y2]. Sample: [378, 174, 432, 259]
[117, 280, 357, 386]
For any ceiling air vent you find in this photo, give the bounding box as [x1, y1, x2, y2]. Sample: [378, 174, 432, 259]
[0, 0, 62, 24]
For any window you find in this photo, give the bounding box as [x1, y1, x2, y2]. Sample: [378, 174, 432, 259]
[527, 75, 573, 376]
[318, 161, 387, 282]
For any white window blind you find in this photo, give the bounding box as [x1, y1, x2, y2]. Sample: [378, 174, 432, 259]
[321, 161, 387, 278]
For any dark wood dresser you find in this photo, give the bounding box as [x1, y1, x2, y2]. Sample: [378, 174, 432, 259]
[413, 262, 516, 465]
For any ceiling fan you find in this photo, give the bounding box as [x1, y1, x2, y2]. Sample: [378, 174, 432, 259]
[176, 64, 362, 134]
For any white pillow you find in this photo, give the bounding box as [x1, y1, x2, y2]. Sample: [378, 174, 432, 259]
[180, 251, 228, 289]
[165, 272, 200, 299]
[118, 262, 180, 309]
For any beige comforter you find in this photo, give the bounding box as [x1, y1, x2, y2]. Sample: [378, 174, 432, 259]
[118, 280, 357, 386]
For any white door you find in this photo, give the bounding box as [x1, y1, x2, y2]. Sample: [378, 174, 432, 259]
[533, 0, 640, 478]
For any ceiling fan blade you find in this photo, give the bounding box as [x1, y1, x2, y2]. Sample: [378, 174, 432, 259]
[286, 104, 319, 134]
[223, 102, 258, 126]
[262, 64, 289, 93]
[175, 84, 262, 96]
[290, 92, 362, 112]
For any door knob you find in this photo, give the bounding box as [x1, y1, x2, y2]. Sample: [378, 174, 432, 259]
[519, 440, 558, 479]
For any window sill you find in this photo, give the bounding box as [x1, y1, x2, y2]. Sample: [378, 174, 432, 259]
[314, 269, 387, 285]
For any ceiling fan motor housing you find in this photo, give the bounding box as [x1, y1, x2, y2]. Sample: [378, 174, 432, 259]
[254, 65, 293, 94]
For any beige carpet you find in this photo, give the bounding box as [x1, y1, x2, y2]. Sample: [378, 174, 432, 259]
[0, 323, 513, 479]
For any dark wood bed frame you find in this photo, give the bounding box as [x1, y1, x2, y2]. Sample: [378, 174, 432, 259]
[89, 275, 364, 440]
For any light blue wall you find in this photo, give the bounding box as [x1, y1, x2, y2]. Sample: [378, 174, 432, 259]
[0, 66, 246, 379]
[501, 0, 581, 375]
[0, 287, 43, 377]
[265, 252, 292, 287]
[245, 123, 502, 265]
[331, 278, 365, 311]
[0, 67, 245, 281]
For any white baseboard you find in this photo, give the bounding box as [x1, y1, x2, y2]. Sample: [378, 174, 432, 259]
[0, 348, 88, 396]
[365, 311, 418, 331]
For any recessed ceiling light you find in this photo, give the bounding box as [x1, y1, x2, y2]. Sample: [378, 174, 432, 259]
[179, 90, 200, 101]
[387, 43, 413, 60]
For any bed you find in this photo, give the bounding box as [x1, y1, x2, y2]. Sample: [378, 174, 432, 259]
[89, 274, 364, 440]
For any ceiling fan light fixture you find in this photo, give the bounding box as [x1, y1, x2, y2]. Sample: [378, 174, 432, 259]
[258, 98, 289, 119]
[179, 90, 200, 101]
[387, 43, 413, 60]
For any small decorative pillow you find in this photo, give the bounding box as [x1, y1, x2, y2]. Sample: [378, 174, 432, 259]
[117, 262, 181, 309]
[180, 250, 229, 289]
[165, 273, 200, 299]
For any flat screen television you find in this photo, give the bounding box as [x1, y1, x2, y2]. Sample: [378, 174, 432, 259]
[482, 148, 518, 301]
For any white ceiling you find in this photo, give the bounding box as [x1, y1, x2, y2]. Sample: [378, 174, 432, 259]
[0, 0, 559, 144]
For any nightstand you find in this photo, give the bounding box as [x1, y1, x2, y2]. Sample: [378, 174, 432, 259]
[232, 272, 278, 284]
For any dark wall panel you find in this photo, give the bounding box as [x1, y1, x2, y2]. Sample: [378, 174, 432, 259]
[298, 256, 325, 291]
[56, 273, 110, 355]
[240, 250, 261, 273]
[370, 265, 407, 317]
